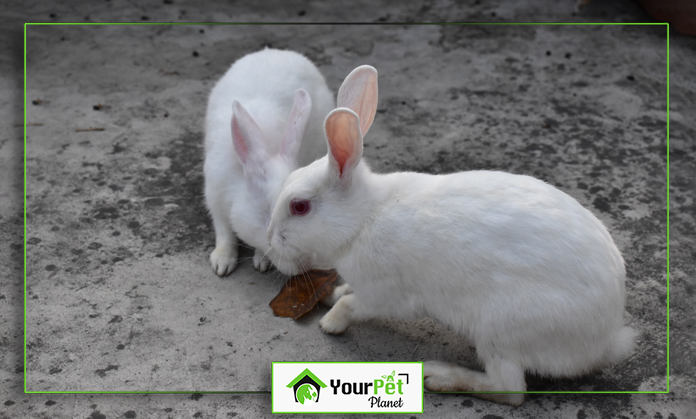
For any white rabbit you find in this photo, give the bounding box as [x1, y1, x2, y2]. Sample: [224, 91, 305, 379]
[203, 48, 334, 275]
[204, 50, 378, 276]
[267, 105, 636, 405]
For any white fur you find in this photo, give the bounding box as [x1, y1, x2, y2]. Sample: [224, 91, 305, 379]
[268, 103, 636, 405]
[203, 48, 334, 276]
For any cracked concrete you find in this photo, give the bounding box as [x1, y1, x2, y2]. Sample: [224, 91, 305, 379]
[2, 0, 696, 418]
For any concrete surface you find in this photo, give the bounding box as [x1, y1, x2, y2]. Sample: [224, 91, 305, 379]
[2, 0, 696, 418]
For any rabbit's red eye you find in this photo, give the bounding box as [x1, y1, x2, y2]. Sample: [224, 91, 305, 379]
[290, 199, 311, 216]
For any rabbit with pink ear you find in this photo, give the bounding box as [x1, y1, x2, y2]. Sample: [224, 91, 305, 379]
[203, 48, 335, 276]
[267, 69, 636, 405]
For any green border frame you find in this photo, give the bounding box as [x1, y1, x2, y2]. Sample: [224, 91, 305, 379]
[23, 22, 670, 396]
[271, 362, 424, 414]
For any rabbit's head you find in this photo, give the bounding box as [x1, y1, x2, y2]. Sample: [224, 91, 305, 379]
[260, 64, 378, 275]
[268, 105, 375, 275]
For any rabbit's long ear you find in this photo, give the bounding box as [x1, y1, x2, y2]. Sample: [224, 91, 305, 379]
[337, 65, 378, 137]
[280, 88, 312, 163]
[324, 107, 363, 185]
[231, 101, 268, 167]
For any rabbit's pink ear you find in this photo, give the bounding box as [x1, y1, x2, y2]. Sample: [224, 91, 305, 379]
[337, 65, 378, 137]
[280, 88, 312, 163]
[231, 101, 268, 166]
[325, 108, 363, 183]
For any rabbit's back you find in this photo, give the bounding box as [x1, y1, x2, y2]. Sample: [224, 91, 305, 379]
[362, 170, 624, 286]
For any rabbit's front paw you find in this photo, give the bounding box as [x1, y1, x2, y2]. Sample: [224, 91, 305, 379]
[423, 361, 460, 391]
[253, 249, 271, 272]
[210, 245, 238, 277]
[319, 305, 351, 334]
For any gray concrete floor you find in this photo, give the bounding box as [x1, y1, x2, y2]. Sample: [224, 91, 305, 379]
[2, 0, 696, 418]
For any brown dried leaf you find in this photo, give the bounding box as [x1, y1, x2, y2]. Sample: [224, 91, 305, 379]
[270, 269, 339, 320]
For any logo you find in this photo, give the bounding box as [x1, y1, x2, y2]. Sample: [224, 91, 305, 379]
[286, 368, 328, 404]
[272, 362, 423, 413]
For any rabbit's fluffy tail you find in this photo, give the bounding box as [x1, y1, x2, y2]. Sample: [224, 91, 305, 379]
[605, 326, 638, 364]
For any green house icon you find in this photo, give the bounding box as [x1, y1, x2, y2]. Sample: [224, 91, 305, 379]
[287, 368, 328, 404]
